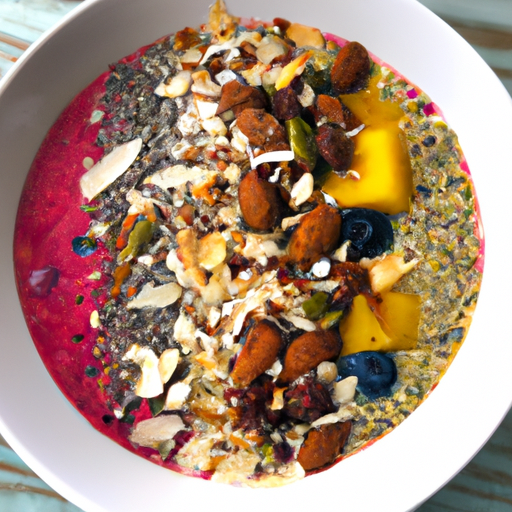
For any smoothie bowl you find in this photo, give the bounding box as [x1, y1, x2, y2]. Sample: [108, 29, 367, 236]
[1, 0, 511, 511]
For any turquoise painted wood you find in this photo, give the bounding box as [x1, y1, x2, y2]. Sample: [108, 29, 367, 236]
[1, 1, 511, 511]
[0, 437, 82, 511]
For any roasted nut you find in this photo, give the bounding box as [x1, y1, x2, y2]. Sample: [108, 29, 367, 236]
[297, 421, 352, 471]
[331, 41, 371, 95]
[314, 94, 346, 126]
[231, 320, 284, 387]
[316, 124, 354, 173]
[273, 87, 302, 121]
[287, 204, 341, 271]
[236, 108, 290, 152]
[216, 81, 267, 118]
[278, 329, 342, 384]
[238, 170, 285, 230]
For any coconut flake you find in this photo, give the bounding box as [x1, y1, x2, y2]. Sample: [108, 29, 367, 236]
[79, 138, 142, 201]
[158, 348, 180, 384]
[321, 191, 338, 208]
[345, 124, 365, 137]
[311, 257, 331, 278]
[280, 313, 316, 332]
[144, 164, 212, 189]
[127, 282, 182, 310]
[250, 150, 294, 169]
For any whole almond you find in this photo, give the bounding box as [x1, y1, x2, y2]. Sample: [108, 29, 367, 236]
[239, 170, 285, 231]
[287, 204, 341, 271]
[278, 329, 342, 384]
[297, 421, 352, 471]
[331, 41, 371, 95]
[231, 320, 284, 387]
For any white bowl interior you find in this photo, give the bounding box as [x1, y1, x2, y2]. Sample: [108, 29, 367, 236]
[1, 0, 511, 511]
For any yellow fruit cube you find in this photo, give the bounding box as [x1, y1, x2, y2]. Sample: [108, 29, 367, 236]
[339, 293, 420, 356]
[322, 125, 413, 214]
[377, 291, 421, 350]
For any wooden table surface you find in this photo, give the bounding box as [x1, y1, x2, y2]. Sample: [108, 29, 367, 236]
[1, 1, 512, 511]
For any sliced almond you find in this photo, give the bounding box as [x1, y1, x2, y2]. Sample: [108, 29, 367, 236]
[124, 345, 163, 398]
[129, 415, 185, 447]
[79, 138, 142, 201]
[127, 282, 182, 310]
[290, 172, 314, 207]
[158, 348, 180, 384]
[256, 35, 289, 65]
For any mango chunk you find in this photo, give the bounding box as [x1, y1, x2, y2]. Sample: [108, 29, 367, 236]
[322, 125, 412, 214]
[377, 291, 421, 350]
[339, 293, 420, 356]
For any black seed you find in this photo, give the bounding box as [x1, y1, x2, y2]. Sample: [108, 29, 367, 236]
[422, 135, 436, 147]
[85, 365, 100, 377]
[102, 414, 115, 425]
[72, 334, 84, 344]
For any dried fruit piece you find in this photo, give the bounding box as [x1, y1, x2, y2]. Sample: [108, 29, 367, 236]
[275, 52, 313, 91]
[316, 124, 354, 173]
[231, 320, 284, 387]
[287, 204, 341, 271]
[273, 87, 302, 121]
[216, 80, 267, 118]
[176, 228, 207, 286]
[28, 266, 60, 297]
[283, 377, 336, 422]
[238, 170, 285, 230]
[297, 421, 351, 471]
[236, 108, 289, 152]
[331, 41, 371, 95]
[173, 27, 202, 51]
[278, 329, 342, 384]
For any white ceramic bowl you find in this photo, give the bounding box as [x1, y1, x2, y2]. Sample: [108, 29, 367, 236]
[1, 0, 511, 511]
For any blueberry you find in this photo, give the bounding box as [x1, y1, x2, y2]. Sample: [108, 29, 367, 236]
[340, 208, 394, 261]
[337, 351, 397, 399]
[72, 236, 98, 257]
